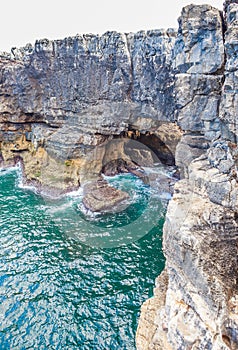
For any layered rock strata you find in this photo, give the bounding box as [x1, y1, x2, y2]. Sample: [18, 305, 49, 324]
[0, 1, 237, 349]
[137, 3, 238, 350]
[0, 29, 181, 194]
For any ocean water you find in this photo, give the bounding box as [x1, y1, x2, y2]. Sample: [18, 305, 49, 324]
[0, 168, 165, 350]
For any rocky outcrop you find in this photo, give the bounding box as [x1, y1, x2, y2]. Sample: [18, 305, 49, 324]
[173, 4, 224, 75]
[0, 28, 181, 192]
[174, 4, 224, 141]
[0, 1, 237, 349]
[136, 3, 238, 350]
[0, 29, 176, 133]
[82, 178, 130, 212]
[1, 29, 175, 124]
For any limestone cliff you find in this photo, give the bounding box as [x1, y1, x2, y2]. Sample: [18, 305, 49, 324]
[0, 29, 180, 192]
[0, 1, 237, 349]
[137, 3, 238, 349]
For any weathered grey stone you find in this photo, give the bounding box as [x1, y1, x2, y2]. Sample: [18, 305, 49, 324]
[173, 5, 224, 74]
[207, 141, 235, 173]
[224, 3, 238, 72]
[175, 133, 209, 178]
[175, 74, 223, 109]
[136, 4, 238, 350]
[128, 29, 176, 121]
[0, 3, 238, 350]
[220, 2, 238, 141]
[161, 179, 237, 349]
[175, 74, 222, 136]
[0, 29, 176, 131]
[136, 270, 171, 350]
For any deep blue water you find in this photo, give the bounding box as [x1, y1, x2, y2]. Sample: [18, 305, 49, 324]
[0, 168, 165, 349]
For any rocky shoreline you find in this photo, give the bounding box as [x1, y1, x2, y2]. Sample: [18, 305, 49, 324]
[0, 1, 237, 349]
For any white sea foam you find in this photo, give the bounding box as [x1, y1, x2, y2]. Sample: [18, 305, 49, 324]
[0, 164, 41, 195]
[66, 187, 83, 198]
[45, 201, 73, 214]
[77, 203, 100, 219]
[0, 165, 20, 176]
[143, 165, 173, 177]
[18, 181, 39, 193]
[159, 192, 172, 200]
[17, 176, 40, 194]
[102, 173, 126, 181]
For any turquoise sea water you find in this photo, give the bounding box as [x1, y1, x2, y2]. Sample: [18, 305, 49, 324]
[0, 168, 165, 350]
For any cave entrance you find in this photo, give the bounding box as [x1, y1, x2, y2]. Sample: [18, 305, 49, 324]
[98, 125, 180, 187]
[122, 128, 176, 166]
[80, 122, 181, 190]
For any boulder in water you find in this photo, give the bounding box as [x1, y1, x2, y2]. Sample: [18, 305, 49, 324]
[82, 178, 130, 213]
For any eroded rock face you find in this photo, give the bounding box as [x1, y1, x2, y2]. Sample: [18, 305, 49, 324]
[162, 176, 237, 349]
[138, 165, 238, 349]
[0, 29, 176, 127]
[221, 1, 238, 141]
[173, 4, 224, 141]
[173, 4, 224, 74]
[175, 74, 223, 139]
[0, 2, 237, 349]
[137, 3, 238, 350]
[0, 29, 180, 189]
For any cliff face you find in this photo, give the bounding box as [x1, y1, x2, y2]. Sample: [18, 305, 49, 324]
[0, 29, 180, 190]
[137, 3, 238, 350]
[0, 29, 176, 144]
[0, 1, 237, 349]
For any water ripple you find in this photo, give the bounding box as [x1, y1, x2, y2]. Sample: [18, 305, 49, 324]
[0, 169, 165, 349]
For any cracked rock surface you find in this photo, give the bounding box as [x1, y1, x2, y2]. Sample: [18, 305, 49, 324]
[0, 2, 237, 349]
[137, 3, 238, 350]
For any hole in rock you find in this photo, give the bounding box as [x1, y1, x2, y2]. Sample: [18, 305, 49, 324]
[121, 128, 175, 166]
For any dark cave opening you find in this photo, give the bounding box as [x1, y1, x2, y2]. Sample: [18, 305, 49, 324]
[121, 128, 176, 166]
[99, 126, 179, 184]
